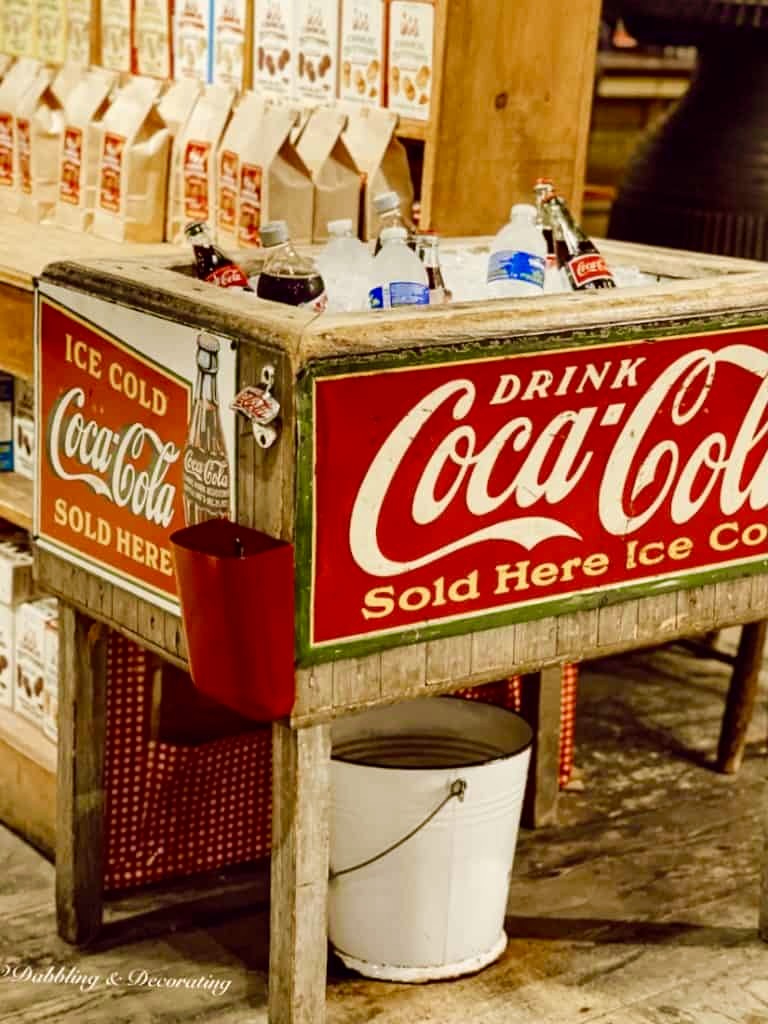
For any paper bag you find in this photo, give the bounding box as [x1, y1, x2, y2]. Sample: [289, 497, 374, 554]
[296, 106, 360, 242]
[167, 83, 236, 244]
[159, 78, 203, 241]
[215, 91, 268, 250]
[342, 104, 413, 240]
[18, 63, 81, 223]
[0, 60, 45, 214]
[55, 67, 118, 232]
[92, 76, 170, 243]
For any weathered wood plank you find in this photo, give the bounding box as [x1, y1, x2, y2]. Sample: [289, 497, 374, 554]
[520, 665, 562, 829]
[294, 663, 334, 718]
[714, 577, 755, 626]
[515, 616, 558, 665]
[332, 654, 382, 709]
[556, 607, 599, 657]
[111, 588, 139, 637]
[425, 635, 472, 687]
[137, 600, 167, 652]
[56, 606, 107, 944]
[597, 600, 639, 648]
[86, 573, 114, 622]
[637, 591, 678, 642]
[471, 625, 517, 675]
[269, 722, 331, 1024]
[379, 642, 427, 698]
[675, 584, 717, 634]
[717, 620, 767, 774]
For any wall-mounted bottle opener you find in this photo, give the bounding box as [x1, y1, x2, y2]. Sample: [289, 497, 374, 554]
[230, 364, 281, 449]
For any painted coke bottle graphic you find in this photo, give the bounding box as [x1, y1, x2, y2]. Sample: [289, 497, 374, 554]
[183, 333, 232, 525]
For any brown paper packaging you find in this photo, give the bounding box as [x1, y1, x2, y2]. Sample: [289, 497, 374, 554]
[215, 91, 267, 251]
[167, 83, 236, 245]
[159, 78, 204, 242]
[91, 76, 170, 243]
[341, 104, 414, 241]
[0, 59, 43, 214]
[55, 67, 118, 232]
[295, 106, 361, 243]
[253, 103, 314, 245]
[18, 63, 82, 223]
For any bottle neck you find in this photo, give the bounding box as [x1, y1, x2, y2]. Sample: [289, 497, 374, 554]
[190, 225, 214, 249]
[419, 241, 441, 268]
[547, 198, 583, 256]
[380, 209, 405, 230]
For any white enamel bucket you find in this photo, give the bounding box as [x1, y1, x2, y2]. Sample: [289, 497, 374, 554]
[329, 696, 532, 982]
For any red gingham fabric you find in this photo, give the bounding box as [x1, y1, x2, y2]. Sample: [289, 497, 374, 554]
[104, 630, 578, 891]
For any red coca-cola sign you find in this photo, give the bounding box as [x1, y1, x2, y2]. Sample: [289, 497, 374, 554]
[303, 324, 768, 659]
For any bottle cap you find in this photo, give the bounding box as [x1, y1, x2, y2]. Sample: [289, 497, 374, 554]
[260, 221, 289, 247]
[373, 191, 400, 214]
[197, 332, 220, 354]
[327, 218, 353, 236]
[510, 203, 537, 219]
[184, 221, 208, 238]
[380, 226, 408, 243]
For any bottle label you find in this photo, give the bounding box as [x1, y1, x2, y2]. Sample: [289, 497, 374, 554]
[238, 162, 263, 247]
[303, 290, 328, 313]
[389, 282, 429, 307]
[206, 264, 251, 289]
[17, 118, 31, 194]
[183, 140, 211, 221]
[368, 285, 385, 309]
[568, 253, 614, 289]
[60, 126, 83, 206]
[217, 149, 239, 233]
[0, 113, 13, 187]
[487, 249, 545, 288]
[99, 132, 126, 213]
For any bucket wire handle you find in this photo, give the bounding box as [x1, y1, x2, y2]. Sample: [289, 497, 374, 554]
[329, 778, 467, 881]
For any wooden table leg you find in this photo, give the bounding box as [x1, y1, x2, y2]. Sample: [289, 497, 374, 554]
[269, 721, 332, 1024]
[717, 620, 767, 774]
[56, 605, 108, 944]
[520, 665, 561, 829]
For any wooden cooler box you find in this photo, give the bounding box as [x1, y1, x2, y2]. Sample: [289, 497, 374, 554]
[33, 238, 768, 1019]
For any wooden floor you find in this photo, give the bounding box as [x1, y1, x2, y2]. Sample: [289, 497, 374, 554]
[0, 630, 765, 1023]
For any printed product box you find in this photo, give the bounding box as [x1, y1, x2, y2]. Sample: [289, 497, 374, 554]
[42, 615, 58, 742]
[101, 0, 133, 72]
[0, 372, 12, 471]
[37, 0, 67, 64]
[296, 0, 340, 103]
[0, 59, 42, 214]
[66, 0, 97, 66]
[135, 0, 174, 79]
[3, 0, 38, 58]
[212, 0, 248, 90]
[387, 0, 434, 121]
[12, 377, 34, 480]
[175, 0, 212, 83]
[14, 598, 58, 729]
[253, 0, 295, 99]
[339, 0, 384, 106]
[0, 530, 33, 607]
[0, 604, 14, 710]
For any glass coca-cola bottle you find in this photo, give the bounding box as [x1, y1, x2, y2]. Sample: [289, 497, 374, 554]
[416, 231, 450, 303]
[185, 220, 254, 291]
[183, 332, 232, 526]
[544, 194, 616, 291]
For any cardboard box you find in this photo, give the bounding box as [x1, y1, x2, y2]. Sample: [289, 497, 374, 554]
[0, 372, 12, 471]
[0, 535, 34, 606]
[252, 0, 295, 99]
[37, 0, 67, 64]
[12, 378, 34, 480]
[135, 0, 174, 79]
[16, 597, 58, 669]
[3, 0, 38, 58]
[175, 0, 213, 83]
[101, 0, 133, 72]
[0, 604, 14, 710]
[387, 0, 434, 121]
[295, 0, 340, 103]
[212, 0, 248, 90]
[42, 615, 58, 742]
[339, 0, 384, 107]
[14, 652, 44, 727]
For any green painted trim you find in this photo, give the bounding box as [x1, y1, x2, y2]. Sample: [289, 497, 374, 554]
[295, 308, 768, 665]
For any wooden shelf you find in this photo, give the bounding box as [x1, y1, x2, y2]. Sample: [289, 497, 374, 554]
[395, 118, 429, 142]
[0, 706, 55, 857]
[0, 705, 56, 774]
[0, 472, 33, 531]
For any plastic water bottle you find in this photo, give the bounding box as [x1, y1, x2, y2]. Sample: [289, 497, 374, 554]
[316, 219, 373, 312]
[486, 203, 546, 298]
[372, 191, 414, 254]
[368, 226, 429, 310]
